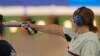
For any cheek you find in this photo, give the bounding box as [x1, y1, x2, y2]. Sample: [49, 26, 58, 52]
[72, 23, 76, 28]
[72, 23, 78, 31]
[72, 23, 76, 29]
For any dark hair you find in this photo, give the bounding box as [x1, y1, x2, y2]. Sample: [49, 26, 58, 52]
[0, 15, 3, 22]
[0, 14, 4, 36]
[73, 7, 98, 33]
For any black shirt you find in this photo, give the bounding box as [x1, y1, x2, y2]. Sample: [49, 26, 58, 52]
[0, 40, 16, 56]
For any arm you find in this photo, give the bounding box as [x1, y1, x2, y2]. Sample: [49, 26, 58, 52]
[29, 23, 76, 41]
[29, 24, 64, 36]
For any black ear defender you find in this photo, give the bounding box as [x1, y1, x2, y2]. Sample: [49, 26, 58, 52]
[74, 6, 86, 27]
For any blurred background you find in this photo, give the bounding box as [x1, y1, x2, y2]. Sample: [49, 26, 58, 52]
[0, 0, 100, 56]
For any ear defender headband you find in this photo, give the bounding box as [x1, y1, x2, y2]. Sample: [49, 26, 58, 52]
[74, 6, 86, 27]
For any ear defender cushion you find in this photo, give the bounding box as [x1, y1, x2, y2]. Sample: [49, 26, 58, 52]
[74, 16, 84, 27]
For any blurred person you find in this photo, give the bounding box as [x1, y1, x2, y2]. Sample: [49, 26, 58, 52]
[48, 15, 59, 24]
[0, 15, 16, 56]
[20, 15, 35, 35]
[20, 15, 29, 36]
[28, 7, 100, 56]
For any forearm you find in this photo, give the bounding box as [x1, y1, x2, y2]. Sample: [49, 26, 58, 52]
[29, 24, 64, 36]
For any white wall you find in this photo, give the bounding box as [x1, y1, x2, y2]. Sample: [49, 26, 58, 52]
[0, 6, 100, 16]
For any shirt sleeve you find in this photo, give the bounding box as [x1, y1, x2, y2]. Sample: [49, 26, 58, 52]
[63, 27, 76, 39]
[81, 41, 97, 56]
